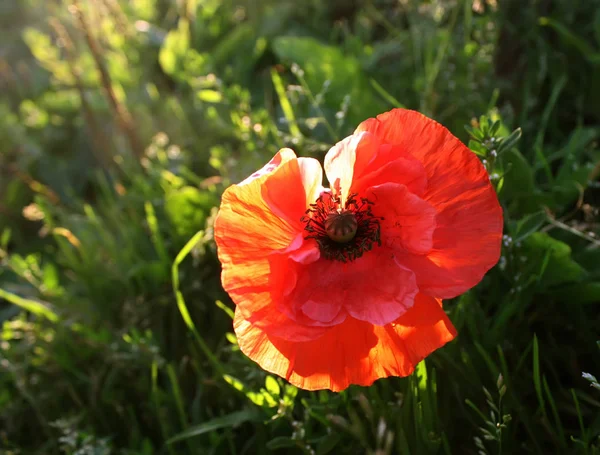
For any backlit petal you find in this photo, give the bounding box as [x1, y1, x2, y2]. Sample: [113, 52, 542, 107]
[289, 252, 418, 326]
[234, 294, 456, 391]
[324, 132, 375, 203]
[239, 148, 297, 186]
[356, 109, 503, 297]
[366, 183, 436, 255]
[324, 132, 428, 197]
[215, 151, 326, 341]
[351, 145, 428, 196]
[215, 160, 299, 265]
[262, 156, 324, 227]
[298, 157, 324, 206]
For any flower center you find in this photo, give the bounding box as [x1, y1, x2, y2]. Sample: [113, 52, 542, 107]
[325, 210, 358, 243]
[301, 192, 382, 262]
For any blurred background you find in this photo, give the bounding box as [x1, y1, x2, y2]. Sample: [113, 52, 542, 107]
[1, 0, 599, 453]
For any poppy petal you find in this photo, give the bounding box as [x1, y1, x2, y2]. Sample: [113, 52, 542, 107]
[366, 183, 437, 255]
[324, 132, 378, 203]
[289, 252, 418, 326]
[263, 157, 323, 227]
[215, 151, 327, 342]
[325, 133, 427, 197]
[218, 247, 326, 339]
[356, 109, 503, 297]
[284, 234, 321, 264]
[216, 173, 298, 264]
[239, 148, 297, 186]
[298, 157, 325, 205]
[234, 293, 457, 391]
[351, 148, 428, 196]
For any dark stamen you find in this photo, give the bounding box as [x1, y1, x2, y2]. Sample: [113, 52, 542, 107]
[301, 192, 383, 262]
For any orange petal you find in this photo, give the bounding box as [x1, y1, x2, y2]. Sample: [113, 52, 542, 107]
[238, 148, 296, 185]
[215, 150, 324, 340]
[356, 109, 503, 297]
[215, 152, 300, 264]
[234, 293, 457, 391]
[262, 157, 323, 227]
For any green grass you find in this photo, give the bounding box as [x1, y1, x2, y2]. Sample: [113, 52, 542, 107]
[1, 0, 599, 453]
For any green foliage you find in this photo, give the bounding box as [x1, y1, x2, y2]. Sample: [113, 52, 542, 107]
[272, 36, 388, 127]
[1, 0, 599, 454]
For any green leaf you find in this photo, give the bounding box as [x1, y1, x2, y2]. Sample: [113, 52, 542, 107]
[468, 139, 487, 157]
[489, 119, 501, 137]
[370, 78, 405, 108]
[553, 128, 597, 181]
[211, 24, 255, 64]
[522, 233, 585, 289]
[215, 300, 234, 319]
[167, 409, 260, 444]
[172, 231, 224, 375]
[282, 384, 298, 406]
[550, 128, 598, 208]
[265, 376, 281, 397]
[1, 228, 11, 249]
[465, 124, 484, 141]
[513, 211, 546, 243]
[499, 147, 544, 213]
[497, 128, 522, 154]
[223, 375, 277, 408]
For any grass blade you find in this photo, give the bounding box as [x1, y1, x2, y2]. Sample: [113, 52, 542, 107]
[0, 288, 59, 322]
[271, 68, 301, 138]
[532, 335, 546, 417]
[172, 231, 225, 375]
[167, 409, 260, 444]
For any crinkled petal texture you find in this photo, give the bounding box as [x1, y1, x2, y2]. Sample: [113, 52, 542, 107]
[234, 294, 456, 391]
[214, 149, 327, 342]
[339, 108, 503, 298]
[215, 108, 502, 391]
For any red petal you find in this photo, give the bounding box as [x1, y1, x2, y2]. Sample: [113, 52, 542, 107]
[352, 147, 427, 196]
[234, 294, 457, 391]
[324, 132, 427, 198]
[366, 183, 437, 255]
[356, 109, 503, 297]
[288, 251, 418, 326]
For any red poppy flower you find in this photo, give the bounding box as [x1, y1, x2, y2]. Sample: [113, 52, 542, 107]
[214, 109, 503, 391]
